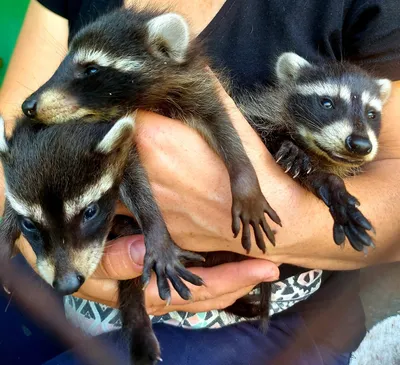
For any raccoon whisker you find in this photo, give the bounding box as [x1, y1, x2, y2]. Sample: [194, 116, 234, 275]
[43, 27, 68, 56]
[15, 81, 35, 92]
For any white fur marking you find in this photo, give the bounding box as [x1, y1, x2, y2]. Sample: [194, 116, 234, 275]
[73, 49, 144, 72]
[297, 83, 352, 103]
[71, 240, 106, 279]
[64, 172, 115, 220]
[365, 127, 378, 161]
[96, 114, 136, 154]
[37, 258, 55, 285]
[368, 98, 382, 112]
[0, 116, 9, 154]
[6, 191, 46, 224]
[362, 91, 382, 112]
[313, 120, 353, 151]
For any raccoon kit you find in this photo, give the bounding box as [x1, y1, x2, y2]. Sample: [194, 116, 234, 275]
[237, 52, 392, 252]
[0, 115, 271, 365]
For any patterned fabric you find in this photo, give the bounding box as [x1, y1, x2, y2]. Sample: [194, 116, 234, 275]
[64, 269, 323, 336]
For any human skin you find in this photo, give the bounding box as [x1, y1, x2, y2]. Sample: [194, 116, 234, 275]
[1, 0, 399, 314]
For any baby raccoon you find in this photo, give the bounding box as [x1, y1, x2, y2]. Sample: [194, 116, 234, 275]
[0, 115, 270, 365]
[237, 52, 392, 252]
[22, 6, 280, 259]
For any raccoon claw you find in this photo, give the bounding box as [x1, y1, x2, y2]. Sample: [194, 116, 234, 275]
[130, 326, 161, 365]
[275, 141, 313, 178]
[231, 192, 279, 253]
[316, 175, 375, 253]
[142, 242, 204, 302]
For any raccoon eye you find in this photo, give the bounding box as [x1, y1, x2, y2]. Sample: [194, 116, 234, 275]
[84, 66, 99, 76]
[367, 110, 376, 119]
[320, 98, 334, 109]
[83, 203, 99, 222]
[21, 217, 38, 232]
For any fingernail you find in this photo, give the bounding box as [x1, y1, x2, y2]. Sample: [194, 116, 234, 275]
[129, 237, 145, 266]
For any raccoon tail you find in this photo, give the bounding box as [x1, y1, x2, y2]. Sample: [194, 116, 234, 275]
[224, 282, 271, 333]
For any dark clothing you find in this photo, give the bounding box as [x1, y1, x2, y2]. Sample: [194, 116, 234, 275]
[43, 269, 364, 365]
[38, 0, 400, 87]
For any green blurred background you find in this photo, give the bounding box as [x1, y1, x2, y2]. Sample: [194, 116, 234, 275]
[0, 0, 30, 86]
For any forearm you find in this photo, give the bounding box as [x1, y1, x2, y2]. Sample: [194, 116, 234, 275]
[265, 160, 400, 270]
[0, 0, 68, 216]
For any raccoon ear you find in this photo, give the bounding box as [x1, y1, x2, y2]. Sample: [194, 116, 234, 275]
[376, 78, 392, 104]
[0, 115, 10, 156]
[95, 114, 136, 154]
[276, 52, 312, 82]
[146, 13, 190, 63]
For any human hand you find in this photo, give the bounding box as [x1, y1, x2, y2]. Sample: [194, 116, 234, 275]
[16, 234, 279, 313]
[75, 235, 280, 314]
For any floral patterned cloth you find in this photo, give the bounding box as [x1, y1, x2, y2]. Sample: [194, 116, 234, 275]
[64, 269, 323, 335]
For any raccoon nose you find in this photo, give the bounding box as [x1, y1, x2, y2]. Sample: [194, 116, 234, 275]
[22, 97, 37, 118]
[53, 273, 85, 295]
[345, 135, 372, 156]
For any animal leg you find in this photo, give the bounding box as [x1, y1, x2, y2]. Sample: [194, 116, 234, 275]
[302, 171, 374, 253]
[119, 279, 161, 365]
[187, 108, 281, 254]
[119, 148, 205, 304]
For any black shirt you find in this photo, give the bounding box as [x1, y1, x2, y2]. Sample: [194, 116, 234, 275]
[38, 0, 400, 92]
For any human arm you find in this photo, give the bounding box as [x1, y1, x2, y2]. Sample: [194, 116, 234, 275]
[110, 80, 400, 272]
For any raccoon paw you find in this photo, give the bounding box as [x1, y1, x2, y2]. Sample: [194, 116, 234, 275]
[231, 190, 281, 253]
[316, 175, 375, 253]
[130, 327, 161, 365]
[275, 140, 313, 178]
[142, 242, 205, 303]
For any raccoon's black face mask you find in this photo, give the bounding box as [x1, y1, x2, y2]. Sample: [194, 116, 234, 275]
[276, 53, 392, 165]
[0, 115, 134, 295]
[22, 8, 193, 123]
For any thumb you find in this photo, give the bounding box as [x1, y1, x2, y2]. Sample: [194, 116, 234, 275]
[94, 235, 145, 280]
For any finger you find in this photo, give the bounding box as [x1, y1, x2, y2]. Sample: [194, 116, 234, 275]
[333, 223, 346, 245]
[166, 267, 192, 301]
[154, 263, 171, 303]
[241, 219, 251, 253]
[232, 212, 241, 238]
[251, 221, 266, 253]
[93, 235, 145, 280]
[150, 285, 256, 316]
[261, 216, 276, 246]
[175, 266, 205, 286]
[145, 259, 279, 308]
